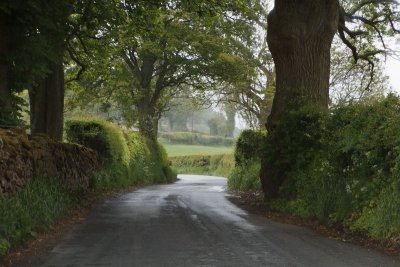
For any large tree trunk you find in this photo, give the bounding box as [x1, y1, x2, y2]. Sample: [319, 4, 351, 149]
[0, 13, 13, 112]
[137, 100, 159, 141]
[29, 63, 65, 140]
[225, 104, 236, 137]
[258, 68, 275, 128]
[261, 0, 339, 199]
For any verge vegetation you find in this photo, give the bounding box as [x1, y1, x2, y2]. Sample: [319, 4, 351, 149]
[228, 129, 266, 191]
[238, 95, 400, 246]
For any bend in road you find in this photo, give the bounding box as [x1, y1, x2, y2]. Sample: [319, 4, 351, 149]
[38, 175, 400, 267]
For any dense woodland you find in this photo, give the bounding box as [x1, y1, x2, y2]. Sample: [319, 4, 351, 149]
[1, 0, 400, 252]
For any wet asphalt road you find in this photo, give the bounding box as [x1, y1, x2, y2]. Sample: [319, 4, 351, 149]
[38, 175, 399, 267]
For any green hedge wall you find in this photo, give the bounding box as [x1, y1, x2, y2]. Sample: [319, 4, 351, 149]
[265, 95, 400, 245]
[159, 131, 234, 146]
[66, 118, 176, 189]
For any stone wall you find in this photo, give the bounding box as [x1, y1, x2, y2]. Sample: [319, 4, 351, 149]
[0, 128, 99, 198]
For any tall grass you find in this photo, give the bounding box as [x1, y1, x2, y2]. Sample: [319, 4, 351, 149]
[0, 177, 73, 257]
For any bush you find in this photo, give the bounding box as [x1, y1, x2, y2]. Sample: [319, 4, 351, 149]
[265, 95, 400, 245]
[65, 118, 129, 165]
[66, 118, 176, 189]
[159, 131, 234, 146]
[228, 161, 261, 191]
[234, 129, 266, 166]
[0, 94, 25, 126]
[0, 177, 72, 258]
[170, 154, 234, 177]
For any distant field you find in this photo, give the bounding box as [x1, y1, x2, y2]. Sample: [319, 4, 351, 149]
[162, 144, 233, 157]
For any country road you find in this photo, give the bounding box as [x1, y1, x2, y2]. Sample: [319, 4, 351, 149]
[37, 175, 399, 267]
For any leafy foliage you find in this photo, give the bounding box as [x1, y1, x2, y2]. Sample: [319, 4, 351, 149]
[66, 0, 266, 139]
[0, 94, 26, 126]
[263, 95, 400, 245]
[227, 129, 265, 191]
[228, 161, 261, 191]
[66, 118, 176, 189]
[65, 118, 129, 165]
[234, 129, 266, 166]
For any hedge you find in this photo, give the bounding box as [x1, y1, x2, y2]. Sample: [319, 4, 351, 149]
[234, 129, 266, 166]
[159, 131, 234, 146]
[66, 118, 176, 188]
[264, 94, 400, 246]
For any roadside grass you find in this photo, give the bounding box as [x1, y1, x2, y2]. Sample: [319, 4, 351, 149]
[161, 143, 233, 157]
[0, 177, 73, 258]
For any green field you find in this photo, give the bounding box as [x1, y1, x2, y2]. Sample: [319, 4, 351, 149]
[162, 144, 233, 157]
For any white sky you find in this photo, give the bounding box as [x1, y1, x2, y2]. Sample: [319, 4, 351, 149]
[386, 38, 400, 92]
[387, 58, 400, 92]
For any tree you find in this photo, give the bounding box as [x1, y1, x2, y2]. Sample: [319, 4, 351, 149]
[69, 0, 266, 141]
[0, 0, 115, 139]
[164, 98, 192, 131]
[329, 39, 389, 103]
[0, 1, 74, 138]
[224, 103, 236, 137]
[262, 0, 400, 199]
[207, 114, 227, 136]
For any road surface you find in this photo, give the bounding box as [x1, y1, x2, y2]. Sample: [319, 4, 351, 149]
[38, 175, 399, 267]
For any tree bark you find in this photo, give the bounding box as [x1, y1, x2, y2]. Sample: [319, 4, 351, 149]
[261, 0, 339, 200]
[266, 0, 339, 129]
[137, 99, 159, 141]
[258, 68, 275, 128]
[225, 104, 236, 137]
[0, 13, 12, 108]
[29, 63, 65, 140]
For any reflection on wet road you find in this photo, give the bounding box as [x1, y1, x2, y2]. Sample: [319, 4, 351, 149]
[38, 175, 399, 267]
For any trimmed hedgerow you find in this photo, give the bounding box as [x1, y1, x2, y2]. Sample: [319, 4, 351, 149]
[65, 118, 129, 165]
[159, 131, 234, 146]
[66, 118, 176, 189]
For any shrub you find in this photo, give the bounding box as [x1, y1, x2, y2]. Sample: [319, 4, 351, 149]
[264, 105, 329, 198]
[234, 129, 266, 166]
[159, 131, 234, 146]
[65, 118, 129, 165]
[228, 160, 261, 191]
[0, 94, 25, 126]
[265, 95, 400, 245]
